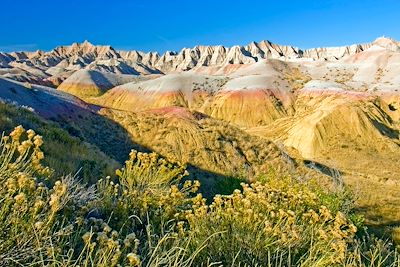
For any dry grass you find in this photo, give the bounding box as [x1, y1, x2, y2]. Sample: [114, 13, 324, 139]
[0, 103, 118, 182]
[0, 126, 399, 266]
[246, 95, 400, 242]
[98, 108, 333, 198]
[313, 138, 400, 241]
[99, 108, 292, 179]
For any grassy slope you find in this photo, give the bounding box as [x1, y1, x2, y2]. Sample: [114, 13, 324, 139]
[0, 127, 398, 266]
[0, 102, 119, 183]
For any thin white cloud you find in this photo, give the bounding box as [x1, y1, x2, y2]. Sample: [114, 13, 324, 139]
[156, 35, 171, 44]
[0, 44, 38, 53]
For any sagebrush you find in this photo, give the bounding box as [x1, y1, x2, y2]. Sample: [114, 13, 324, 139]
[0, 126, 398, 266]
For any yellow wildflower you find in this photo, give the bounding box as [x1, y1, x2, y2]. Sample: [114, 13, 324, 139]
[127, 253, 141, 266]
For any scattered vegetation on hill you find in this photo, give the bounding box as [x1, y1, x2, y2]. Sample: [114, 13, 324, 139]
[0, 126, 399, 266]
[0, 103, 118, 183]
[283, 67, 311, 91]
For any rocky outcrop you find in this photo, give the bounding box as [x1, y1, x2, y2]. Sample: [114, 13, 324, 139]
[302, 44, 371, 61]
[4, 38, 395, 82]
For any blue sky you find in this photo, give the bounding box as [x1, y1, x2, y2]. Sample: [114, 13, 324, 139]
[1, 0, 400, 53]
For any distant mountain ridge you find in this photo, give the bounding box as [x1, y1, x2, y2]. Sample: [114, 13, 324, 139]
[0, 37, 399, 86]
[0, 38, 391, 70]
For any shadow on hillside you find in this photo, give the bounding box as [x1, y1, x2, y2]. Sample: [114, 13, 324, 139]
[186, 164, 245, 200]
[303, 159, 344, 177]
[356, 204, 400, 239]
[370, 118, 400, 139]
[0, 78, 149, 164]
[303, 159, 344, 186]
[49, 108, 240, 198]
[49, 109, 151, 164]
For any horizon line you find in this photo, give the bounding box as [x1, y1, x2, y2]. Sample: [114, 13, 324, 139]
[0, 36, 393, 54]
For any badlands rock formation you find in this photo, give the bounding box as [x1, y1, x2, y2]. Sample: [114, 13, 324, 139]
[93, 73, 228, 110]
[2, 37, 400, 156]
[0, 77, 308, 194]
[2, 36, 400, 226]
[0, 38, 384, 86]
[80, 37, 400, 181]
[255, 80, 399, 158]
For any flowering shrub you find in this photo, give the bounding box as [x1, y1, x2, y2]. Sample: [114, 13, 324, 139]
[0, 126, 55, 264]
[182, 179, 358, 265]
[115, 149, 189, 192]
[0, 126, 398, 266]
[0, 102, 118, 183]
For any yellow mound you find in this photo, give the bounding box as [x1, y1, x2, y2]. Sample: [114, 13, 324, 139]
[92, 73, 294, 127]
[58, 69, 139, 98]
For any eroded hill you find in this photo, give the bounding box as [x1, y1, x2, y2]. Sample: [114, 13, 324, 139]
[1, 36, 400, 233]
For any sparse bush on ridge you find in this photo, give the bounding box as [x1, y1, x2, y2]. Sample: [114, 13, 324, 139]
[0, 125, 399, 266]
